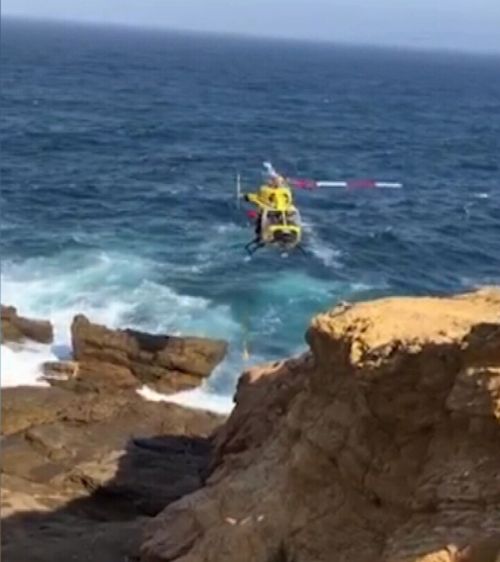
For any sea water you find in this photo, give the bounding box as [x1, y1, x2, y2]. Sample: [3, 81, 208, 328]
[2, 19, 499, 411]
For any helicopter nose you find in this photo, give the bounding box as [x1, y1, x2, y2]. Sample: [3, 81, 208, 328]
[274, 231, 298, 246]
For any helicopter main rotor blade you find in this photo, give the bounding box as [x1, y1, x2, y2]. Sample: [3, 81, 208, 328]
[288, 178, 403, 190]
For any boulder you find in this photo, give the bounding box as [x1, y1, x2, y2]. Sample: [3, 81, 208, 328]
[67, 315, 228, 393]
[1, 305, 53, 344]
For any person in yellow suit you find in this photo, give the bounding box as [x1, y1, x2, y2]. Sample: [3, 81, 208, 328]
[244, 174, 294, 236]
[244, 174, 294, 213]
[241, 163, 303, 255]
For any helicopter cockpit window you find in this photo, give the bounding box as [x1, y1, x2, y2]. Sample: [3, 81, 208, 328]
[286, 209, 300, 226]
[267, 211, 285, 225]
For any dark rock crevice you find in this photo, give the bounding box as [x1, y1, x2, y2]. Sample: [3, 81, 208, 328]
[1, 387, 224, 562]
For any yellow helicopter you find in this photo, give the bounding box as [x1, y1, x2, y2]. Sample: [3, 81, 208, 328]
[237, 162, 403, 256]
[237, 163, 304, 256]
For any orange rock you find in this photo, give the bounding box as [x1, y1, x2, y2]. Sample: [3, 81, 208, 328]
[68, 314, 228, 394]
[141, 288, 500, 562]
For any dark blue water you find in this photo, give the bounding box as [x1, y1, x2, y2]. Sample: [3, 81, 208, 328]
[2, 19, 499, 396]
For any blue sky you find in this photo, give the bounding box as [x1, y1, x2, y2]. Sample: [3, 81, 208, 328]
[3, 0, 500, 53]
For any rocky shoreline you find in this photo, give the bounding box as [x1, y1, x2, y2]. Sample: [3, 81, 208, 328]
[2, 289, 500, 562]
[1, 306, 229, 562]
[2, 305, 228, 393]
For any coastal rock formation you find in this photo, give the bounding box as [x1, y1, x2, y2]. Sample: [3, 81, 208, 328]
[69, 315, 228, 393]
[41, 315, 228, 393]
[1, 386, 224, 562]
[141, 288, 500, 562]
[1, 309, 229, 561]
[1, 305, 53, 344]
[3, 289, 499, 562]
[211, 353, 314, 469]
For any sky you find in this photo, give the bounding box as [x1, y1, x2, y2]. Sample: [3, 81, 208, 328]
[3, 0, 500, 54]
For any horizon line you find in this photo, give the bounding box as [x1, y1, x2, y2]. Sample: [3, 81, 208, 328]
[3, 14, 500, 60]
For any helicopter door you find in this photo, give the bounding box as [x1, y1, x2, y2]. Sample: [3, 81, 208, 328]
[286, 207, 301, 227]
[260, 210, 283, 243]
[260, 209, 302, 247]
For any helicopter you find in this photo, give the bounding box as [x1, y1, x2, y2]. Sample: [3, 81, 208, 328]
[236, 162, 403, 256]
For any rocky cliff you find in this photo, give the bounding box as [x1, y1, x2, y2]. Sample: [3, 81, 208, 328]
[2, 289, 499, 562]
[141, 288, 500, 562]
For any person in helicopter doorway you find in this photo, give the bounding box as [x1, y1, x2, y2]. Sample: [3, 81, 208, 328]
[243, 173, 295, 240]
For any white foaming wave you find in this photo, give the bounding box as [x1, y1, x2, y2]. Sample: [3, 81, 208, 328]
[136, 320, 286, 416]
[349, 281, 383, 292]
[129, 279, 239, 339]
[1, 342, 55, 388]
[0, 250, 239, 390]
[302, 221, 342, 268]
[309, 242, 342, 268]
[137, 385, 234, 415]
[187, 221, 248, 268]
[206, 345, 271, 393]
[143, 344, 281, 415]
[214, 222, 245, 235]
[261, 270, 334, 303]
[0, 280, 133, 389]
[1, 274, 135, 345]
[50, 300, 133, 344]
[1, 249, 229, 339]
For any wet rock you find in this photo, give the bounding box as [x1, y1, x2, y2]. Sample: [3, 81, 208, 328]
[1, 305, 53, 344]
[70, 315, 228, 393]
[41, 361, 78, 382]
[48, 361, 141, 393]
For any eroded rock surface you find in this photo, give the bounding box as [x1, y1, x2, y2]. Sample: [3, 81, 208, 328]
[141, 288, 500, 562]
[4, 289, 499, 562]
[64, 315, 228, 393]
[1, 387, 224, 562]
[1, 305, 53, 344]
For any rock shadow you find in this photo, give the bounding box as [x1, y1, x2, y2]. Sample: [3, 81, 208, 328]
[1, 430, 216, 562]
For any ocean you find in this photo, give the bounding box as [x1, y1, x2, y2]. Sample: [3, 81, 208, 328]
[1, 19, 499, 411]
